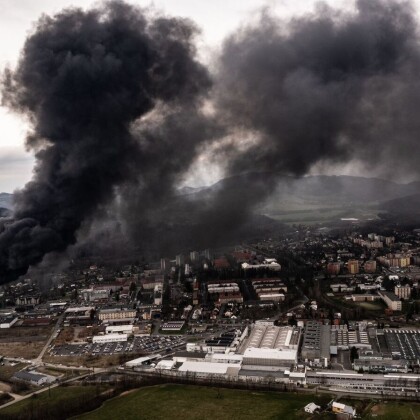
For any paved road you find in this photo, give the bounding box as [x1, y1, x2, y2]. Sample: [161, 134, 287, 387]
[33, 312, 66, 365]
[0, 368, 107, 410]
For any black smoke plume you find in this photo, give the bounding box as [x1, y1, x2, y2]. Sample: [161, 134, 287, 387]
[216, 0, 420, 192]
[4, 0, 420, 281]
[0, 1, 210, 283]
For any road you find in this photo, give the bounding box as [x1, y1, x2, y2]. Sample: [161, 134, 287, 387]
[33, 311, 66, 365]
[0, 368, 109, 410]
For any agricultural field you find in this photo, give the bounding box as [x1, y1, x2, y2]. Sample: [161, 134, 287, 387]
[75, 384, 331, 420]
[0, 326, 53, 360]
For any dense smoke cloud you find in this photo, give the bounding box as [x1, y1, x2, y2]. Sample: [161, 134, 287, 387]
[216, 0, 420, 179]
[184, 0, 420, 235]
[0, 1, 210, 283]
[3, 0, 420, 281]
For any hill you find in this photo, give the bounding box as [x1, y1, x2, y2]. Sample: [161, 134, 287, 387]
[0, 192, 13, 210]
[182, 173, 420, 216]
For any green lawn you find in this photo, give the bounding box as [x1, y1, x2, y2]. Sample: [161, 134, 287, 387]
[75, 384, 330, 420]
[1, 385, 110, 419]
[366, 401, 420, 419]
[355, 301, 386, 311]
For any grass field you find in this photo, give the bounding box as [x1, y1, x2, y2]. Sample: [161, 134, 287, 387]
[335, 398, 420, 419]
[0, 385, 110, 419]
[267, 207, 381, 225]
[75, 384, 331, 420]
[355, 301, 386, 311]
[366, 401, 420, 419]
[0, 326, 53, 359]
[0, 363, 28, 384]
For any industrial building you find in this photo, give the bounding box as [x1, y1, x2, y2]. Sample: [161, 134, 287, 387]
[161, 321, 185, 332]
[353, 358, 409, 373]
[98, 308, 137, 321]
[245, 325, 300, 350]
[330, 324, 371, 350]
[178, 360, 241, 378]
[105, 324, 133, 335]
[242, 347, 297, 366]
[301, 321, 330, 364]
[376, 329, 420, 361]
[92, 333, 128, 343]
[125, 354, 162, 367]
[0, 315, 18, 328]
[13, 371, 55, 386]
[306, 370, 420, 392]
[240, 325, 300, 367]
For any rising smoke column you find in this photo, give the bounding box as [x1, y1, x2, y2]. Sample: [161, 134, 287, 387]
[216, 0, 420, 184]
[118, 0, 420, 253]
[0, 1, 210, 284]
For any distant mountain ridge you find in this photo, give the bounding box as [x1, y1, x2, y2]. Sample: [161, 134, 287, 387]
[182, 174, 420, 212]
[0, 193, 13, 210]
[3, 175, 420, 218]
[380, 193, 420, 218]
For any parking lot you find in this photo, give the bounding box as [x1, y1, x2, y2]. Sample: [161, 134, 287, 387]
[50, 335, 185, 357]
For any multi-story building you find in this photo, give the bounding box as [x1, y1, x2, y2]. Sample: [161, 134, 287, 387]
[98, 308, 137, 321]
[379, 291, 402, 311]
[190, 251, 200, 262]
[175, 254, 185, 266]
[15, 295, 40, 306]
[364, 260, 377, 273]
[385, 236, 395, 246]
[327, 262, 341, 275]
[394, 284, 411, 300]
[347, 260, 359, 275]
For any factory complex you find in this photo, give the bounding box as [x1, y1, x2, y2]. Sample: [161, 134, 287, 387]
[123, 320, 420, 395]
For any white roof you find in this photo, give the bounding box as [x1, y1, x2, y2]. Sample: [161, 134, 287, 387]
[178, 361, 241, 374]
[209, 353, 243, 363]
[243, 347, 297, 361]
[65, 306, 94, 313]
[289, 372, 305, 378]
[105, 325, 133, 331]
[93, 333, 127, 340]
[304, 403, 320, 412]
[155, 360, 176, 370]
[125, 354, 162, 366]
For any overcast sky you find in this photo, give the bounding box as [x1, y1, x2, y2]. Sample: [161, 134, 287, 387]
[0, 0, 410, 192]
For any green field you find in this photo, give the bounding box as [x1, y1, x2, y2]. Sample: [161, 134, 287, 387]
[75, 384, 331, 420]
[355, 301, 386, 311]
[365, 401, 420, 419]
[0, 385, 110, 419]
[267, 206, 381, 225]
[2, 382, 420, 419]
[352, 400, 420, 420]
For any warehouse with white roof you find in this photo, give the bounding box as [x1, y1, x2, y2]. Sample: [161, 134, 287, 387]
[178, 361, 241, 378]
[243, 347, 297, 366]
